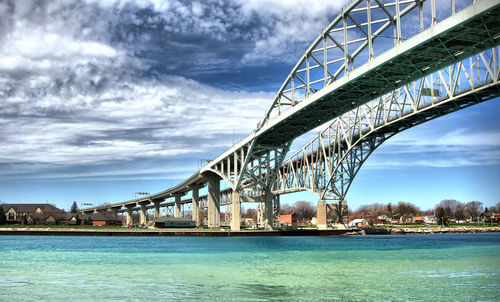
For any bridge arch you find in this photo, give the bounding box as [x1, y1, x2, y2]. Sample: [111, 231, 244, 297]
[275, 46, 500, 202]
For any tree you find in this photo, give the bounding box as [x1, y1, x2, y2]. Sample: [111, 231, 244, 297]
[242, 208, 257, 222]
[280, 204, 295, 215]
[75, 214, 81, 226]
[435, 206, 448, 226]
[70, 201, 78, 213]
[466, 201, 483, 220]
[293, 201, 315, 223]
[0, 205, 5, 225]
[454, 202, 466, 221]
[438, 199, 458, 220]
[394, 201, 420, 223]
[197, 209, 205, 227]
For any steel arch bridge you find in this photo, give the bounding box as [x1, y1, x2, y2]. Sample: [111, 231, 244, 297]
[274, 46, 500, 202]
[79, 0, 500, 231]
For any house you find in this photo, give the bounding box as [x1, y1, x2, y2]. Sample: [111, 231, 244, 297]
[376, 215, 391, 224]
[69, 213, 121, 226]
[414, 216, 424, 224]
[2, 204, 65, 224]
[485, 213, 500, 223]
[280, 214, 298, 226]
[423, 215, 437, 224]
[349, 218, 369, 228]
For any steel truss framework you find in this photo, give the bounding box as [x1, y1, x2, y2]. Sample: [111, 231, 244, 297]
[274, 47, 500, 201]
[79, 1, 499, 230]
[262, 0, 496, 123]
[203, 0, 499, 198]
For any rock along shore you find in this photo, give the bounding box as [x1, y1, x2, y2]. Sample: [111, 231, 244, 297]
[362, 226, 500, 235]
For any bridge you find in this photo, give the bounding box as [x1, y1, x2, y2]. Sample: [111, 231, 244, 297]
[80, 0, 500, 230]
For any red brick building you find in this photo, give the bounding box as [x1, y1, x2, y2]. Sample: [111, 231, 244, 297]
[280, 214, 298, 226]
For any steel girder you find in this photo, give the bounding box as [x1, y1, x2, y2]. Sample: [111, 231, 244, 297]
[202, 0, 499, 197]
[260, 0, 499, 131]
[274, 46, 500, 201]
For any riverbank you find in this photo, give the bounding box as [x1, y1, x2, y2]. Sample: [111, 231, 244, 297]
[0, 227, 349, 236]
[362, 226, 500, 235]
[1, 226, 499, 236]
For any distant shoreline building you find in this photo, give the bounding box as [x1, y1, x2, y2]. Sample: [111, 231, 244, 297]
[1, 203, 121, 226]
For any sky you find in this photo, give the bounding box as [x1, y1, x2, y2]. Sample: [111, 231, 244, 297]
[0, 0, 499, 212]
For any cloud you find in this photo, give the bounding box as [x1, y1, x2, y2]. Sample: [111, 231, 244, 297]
[365, 128, 500, 169]
[0, 73, 271, 166]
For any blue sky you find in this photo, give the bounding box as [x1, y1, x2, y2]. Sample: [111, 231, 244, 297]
[0, 0, 499, 212]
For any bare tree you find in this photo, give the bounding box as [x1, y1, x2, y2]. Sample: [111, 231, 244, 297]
[454, 202, 467, 221]
[488, 202, 500, 213]
[293, 201, 316, 223]
[434, 206, 448, 226]
[242, 208, 258, 222]
[466, 201, 483, 220]
[394, 201, 420, 223]
[280, 204, 295, 215]
[438, 199, 458, 219]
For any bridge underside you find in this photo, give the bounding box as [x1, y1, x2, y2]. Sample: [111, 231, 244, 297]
[258, 2, 500, 146]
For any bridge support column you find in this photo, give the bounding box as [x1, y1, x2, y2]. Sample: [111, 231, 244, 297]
[153, 201, 161, 220]
[191, 186, 200, 226]
[263, 192, 274, 231]
[174, 194, 182, 218]
[139, 204, 147, 226]
[273, 195, 280, 227]
[206, 173, 221, 228]
[317, 201, 327, 230]
[125, 206, 134, 226]
[230, 191, 241, 231]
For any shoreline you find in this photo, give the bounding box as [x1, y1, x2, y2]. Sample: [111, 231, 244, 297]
[361, 226, 500, 235]
[0, 226, 499, 236]
[0, 228, 349, 237]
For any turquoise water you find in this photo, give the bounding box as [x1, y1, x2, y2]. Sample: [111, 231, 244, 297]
[0, 233, 499, 301]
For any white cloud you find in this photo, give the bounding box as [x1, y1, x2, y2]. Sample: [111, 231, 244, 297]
[364, 128, 500, 169]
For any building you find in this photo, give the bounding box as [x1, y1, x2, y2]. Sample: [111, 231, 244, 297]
[376, 215, 391, 224]
[154, 217, 196, 228]
[485, 213, 500, 223]
[280, 214, 298, 226]
[349, 218, 369, 228]
[414, 216, 424, 224]
[2, 204, 66, 225]
[69, 213, 122, 226]
[423, 215, 437, 224]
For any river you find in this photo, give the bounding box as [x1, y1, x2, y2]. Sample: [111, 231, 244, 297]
[1, 233, 499, 301]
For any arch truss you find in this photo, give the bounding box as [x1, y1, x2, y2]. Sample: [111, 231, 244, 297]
[274, 47, 500, 201]
[204, 0, 499, 198]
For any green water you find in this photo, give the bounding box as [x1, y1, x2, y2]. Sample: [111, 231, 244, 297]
[0, 233, 499, 301]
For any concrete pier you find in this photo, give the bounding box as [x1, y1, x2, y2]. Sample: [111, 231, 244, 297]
[125, 205, 134, 226]
[139, 203, 148, 225]
[191, 185, 201, 226]
[317, 201, 327, 230]
[174, 194, 184, 218]
[153, 201, 161, 220]
[264, 193, 274, 231]
[230, 191, 241, 231]
[206, 173, 221, 228]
